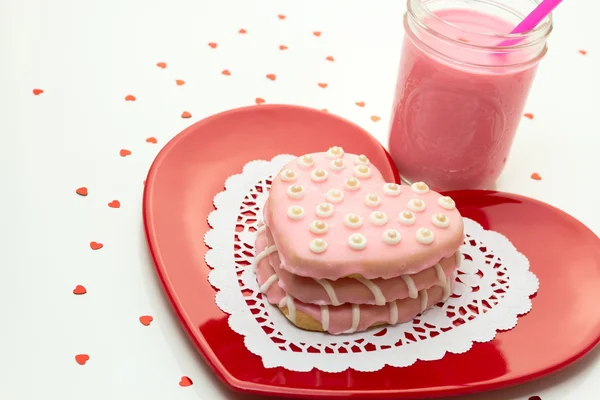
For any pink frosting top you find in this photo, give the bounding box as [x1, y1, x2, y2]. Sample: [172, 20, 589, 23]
[265, 148, 464, 280]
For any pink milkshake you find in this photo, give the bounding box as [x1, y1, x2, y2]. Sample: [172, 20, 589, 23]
[389, 0, 552, 190]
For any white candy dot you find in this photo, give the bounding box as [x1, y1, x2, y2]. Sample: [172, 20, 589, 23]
[287, 184, 305, 199]
[287, 206, 305, 220]
[310, 168, 329, 182]
[399, 210, 416, 225]
[280, 169, 298, 182]
[364, 193, 381, 208]
[344, 213, 363, 229]
[347, 233, 367, 250]
[438, 196, 456, 210]
[329, 159, 345, 171]
[354, 154, 370, 166]
[309, 238, 328, 253]
[325, 188, 344, 204]
[369, 211, 388, 226]
[382, 183, 401, 196]
[353, 165, 371, 179]
[297, 154, 315, 168]
[411, 181, 430, 194]
[316, 202, 334, 218]
[408, 198, 426, 212]
[432, 213, 450, 228]
[325, 146, 344, 159]
[416, 228, 434, 245]
[382, 229, 401, 245]
[309, 220, 329, 235]
[344, 177, 361, 191]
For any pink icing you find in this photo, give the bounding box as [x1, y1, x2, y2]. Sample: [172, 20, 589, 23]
[255, 231, 451, 335]
[265, 150, 464, 280]
[263, 225, 457, 305]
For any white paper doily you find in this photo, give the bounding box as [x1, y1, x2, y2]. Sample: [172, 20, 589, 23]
[205, 155, 539, 373]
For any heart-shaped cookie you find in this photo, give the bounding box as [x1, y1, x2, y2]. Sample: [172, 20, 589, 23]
[264, 147, 464, 280]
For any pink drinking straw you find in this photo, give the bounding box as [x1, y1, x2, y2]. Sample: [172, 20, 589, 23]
[497, 0, 562, 47]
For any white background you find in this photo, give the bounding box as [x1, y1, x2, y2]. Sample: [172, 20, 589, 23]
[1, 0, 599, 399]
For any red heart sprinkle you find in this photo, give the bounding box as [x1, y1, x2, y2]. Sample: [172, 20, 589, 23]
[90, 242, 103, 250]
[266, 74, 276, 81]
[120, 149, 131, 157]
[181, 111, 192, 118]
[108, 200, 120, 208]
[255, 97, 266, 105]
[239, 28, 247, 34]
[318, 83, 328, 88]
[139, 315, 154, 326]
[75, 354, 89, 365]
[579, 49, 587, 55]
[179, 376, 193, 387]
[146, 137, 157, 144]
[33, 88, 44, 95]
[125, 94, 136, 101]
[531, 173, 542, 181]
[524, 113, 534, 119]
[73, 285, 87, 295]
[76, 187, 88, 196]
[156, 62, 167, 69]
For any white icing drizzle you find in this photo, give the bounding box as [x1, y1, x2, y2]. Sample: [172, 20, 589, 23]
[320, 305, 330, 331]
[256, 225, 266, 235]
[325, 188, 344, 204]
[364, 193, 381, 208]
[411, 181, 430, 194]
[329, 159, 345, 171]
[431, 213, 450, 228]
[260, 274, 279, 293]
[342, 304, 360, 334]
[279, 169, 298, 182]
[344, 177, 361, 191]
[309, 238, 328, 253]
[286, 184, 305, 199]
[369, 211, 388, 226]
[315, 279, 341, 306]
[297, 154, 315, 168]
[316, 202, 334, 218]
[343, 213, 363, 229]
[401, 274, 418, 299]
[382, 183, 401, 196]
[399, 210, 416, 225]
[438, 196, 456, 210]
[355, 276, 386, 306]
[309, 220, 329, 234]
[278, 297, 287, 308]
[389, 301, 398, 325]
[326, 146, 344, 159]
[253, 245, 277, 272]
[416, 227, 435, 244]
[354, 154, 370, 166]
[310, 168, 329, 182]
[382, 229, 401, 245]
[287, 206, 305, 220]
[419, 289, 428, 312]
[455, 251, 462, 268]
[434, 263, 451, 299]
[286, 295, 296, 323]
[408, 198, 426, 212]
[347, 233, 367, 250]
[353, 165, 371, 179]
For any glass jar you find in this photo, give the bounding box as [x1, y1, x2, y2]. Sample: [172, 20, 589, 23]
[388, 0, 552, 190]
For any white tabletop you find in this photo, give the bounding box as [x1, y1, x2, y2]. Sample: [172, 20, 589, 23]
[2, 0, 599, 399]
